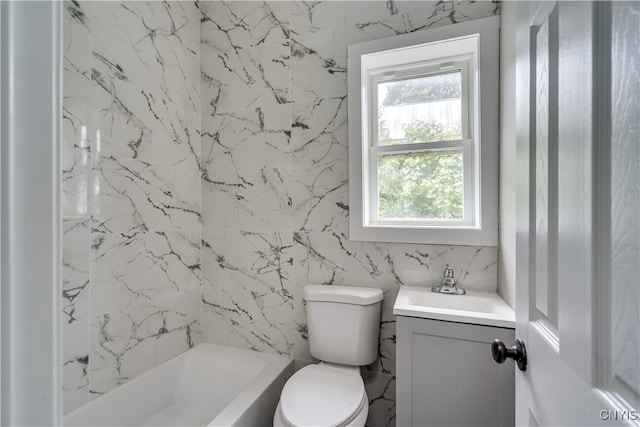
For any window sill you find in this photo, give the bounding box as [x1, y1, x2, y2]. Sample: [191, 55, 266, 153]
[349, 223, 498, 247]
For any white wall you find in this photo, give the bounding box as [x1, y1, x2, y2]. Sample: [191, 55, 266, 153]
[498, 2, 517, 309]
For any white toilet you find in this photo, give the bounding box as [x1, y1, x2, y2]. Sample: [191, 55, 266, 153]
[273, 285, 383, 427]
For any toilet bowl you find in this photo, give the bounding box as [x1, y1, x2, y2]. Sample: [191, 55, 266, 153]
[273, 363, 369, 427]
[273, 285, 383, 427]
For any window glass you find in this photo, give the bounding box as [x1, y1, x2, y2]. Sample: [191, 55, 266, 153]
[377, 71, 463, 146]
[377, 149, 463, 220]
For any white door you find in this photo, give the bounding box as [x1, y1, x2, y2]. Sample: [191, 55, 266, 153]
[514, 1, 639, 426]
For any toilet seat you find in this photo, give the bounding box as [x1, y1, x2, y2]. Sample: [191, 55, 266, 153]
[279, 364, 367, 427]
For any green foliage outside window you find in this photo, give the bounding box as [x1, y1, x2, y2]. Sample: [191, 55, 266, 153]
[378, 119, 463, 220]
[378, 124, 463, 219]
[377, 76, 464, 220]
[402, 119, 462, 144]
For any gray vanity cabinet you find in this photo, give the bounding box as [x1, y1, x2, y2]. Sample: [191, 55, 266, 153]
[396, 316, 515, 427]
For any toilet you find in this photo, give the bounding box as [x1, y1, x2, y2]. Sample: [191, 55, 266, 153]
[273, 285, 383, 427]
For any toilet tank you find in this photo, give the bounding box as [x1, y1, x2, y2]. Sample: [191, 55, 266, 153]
[304, 285, 383, 366]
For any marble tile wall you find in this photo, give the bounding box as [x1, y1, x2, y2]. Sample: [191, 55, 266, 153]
[200, 2, 499, 426]
[62, 0, 499, 421]
[61, 1, 202, 413]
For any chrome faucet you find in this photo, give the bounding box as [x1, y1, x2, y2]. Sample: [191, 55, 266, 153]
[432, 265, 465, 295]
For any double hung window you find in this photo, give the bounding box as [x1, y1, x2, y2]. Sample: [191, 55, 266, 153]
[348, 17, 499, 246]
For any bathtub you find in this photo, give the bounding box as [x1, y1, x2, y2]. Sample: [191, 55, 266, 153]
[64, 343, 293, 427]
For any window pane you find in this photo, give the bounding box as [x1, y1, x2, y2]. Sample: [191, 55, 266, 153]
[378, 150, 463, 220]
[377, 71, 462, 146]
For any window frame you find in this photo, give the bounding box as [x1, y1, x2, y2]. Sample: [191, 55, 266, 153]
[369, 59, 474, 226]
[347, 16, 499, 246]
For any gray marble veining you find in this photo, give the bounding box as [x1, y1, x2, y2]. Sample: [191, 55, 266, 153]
[89, 290, 201, 397]
[62, 0, 202, 413]
[200, 3, 499, 426]
[63, 1, 499, 423]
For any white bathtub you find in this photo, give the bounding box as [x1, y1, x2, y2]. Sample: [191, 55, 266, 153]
[64, 343, 293, 427]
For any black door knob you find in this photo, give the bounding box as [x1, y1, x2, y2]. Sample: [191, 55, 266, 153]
[491, 339, 527, 372]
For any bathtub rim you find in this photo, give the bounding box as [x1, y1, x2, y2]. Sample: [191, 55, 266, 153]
[63, 343, 293, 426]
[208, 348, 292, 426]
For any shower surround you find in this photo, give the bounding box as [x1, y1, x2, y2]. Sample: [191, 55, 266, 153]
[62, 1, 499, 425]
[61, 1, 202, 413]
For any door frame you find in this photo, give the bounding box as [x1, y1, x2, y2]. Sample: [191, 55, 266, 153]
[1, 1, 62, 425]
[515, 1, 533, 424]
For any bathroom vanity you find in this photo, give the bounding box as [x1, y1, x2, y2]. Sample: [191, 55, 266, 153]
[394, 286, 516, 427]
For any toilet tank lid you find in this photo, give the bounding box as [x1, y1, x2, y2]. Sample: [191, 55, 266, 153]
[304, 285, 383, 305]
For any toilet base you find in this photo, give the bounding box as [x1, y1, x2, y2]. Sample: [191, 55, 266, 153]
[273, 397, 369, 427]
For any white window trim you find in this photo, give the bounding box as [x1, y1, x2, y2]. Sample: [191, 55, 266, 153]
[348, 16, 499, 246]
[369, 59, 474, 226]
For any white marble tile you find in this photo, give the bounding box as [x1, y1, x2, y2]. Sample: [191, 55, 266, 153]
[63, 0, 92, 219]
[62, 1, 92, 356]
[93, 155, 201, 235]
[290, 1, 347, 35]
[89, 289, 201, 397]
[345, 0, 499, 39]
[201, 230, 300, 356]
[63, 233, 91, 324]
[201, 105, 293, 231]
[89, 1, 201, 168]
[201, 1, 290, 113]
[287, 232, 315, 362]
[201, 288, 233, 346]
[63, 0, 91, 120]
[63, 217, 92, 237]
[91, 227, 201, 316]
[155, 290, 202, 366]
[62, 143, 91, 220]
[201, 229, 234, 345]
[202, 229, 307, 362]
[300, 231, 390, 288]
[62, 95, 91, 220]
[89, 313, 157, 399]
[291, 96, 348, 162]
[387, 244, 498, 292]
[363, 371, 396, 427]
[63, 0, 91, 90]
[63, 320, 90, 414]
[291, 95, 349, 233]
[290, 31, 348, 105]
[62, 0, 203, 410]
[373, 285, 399, 376]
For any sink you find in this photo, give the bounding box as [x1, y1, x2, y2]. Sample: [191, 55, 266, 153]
[408, 292, 499, 313]
[393, 285, 515, 328]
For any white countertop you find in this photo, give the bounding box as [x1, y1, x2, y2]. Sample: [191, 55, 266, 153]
[393, 285, 515, 328]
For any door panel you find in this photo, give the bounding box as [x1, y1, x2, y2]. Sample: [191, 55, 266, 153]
[534, 5, 558, 328]
[609, 0, 640, 407]
[556, 0, 594, 382]
[516, 1, 639, 425]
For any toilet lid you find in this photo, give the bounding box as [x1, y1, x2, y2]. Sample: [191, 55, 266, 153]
[280, 364, 366, 427]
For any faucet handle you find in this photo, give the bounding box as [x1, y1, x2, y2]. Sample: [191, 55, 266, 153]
[444, 264, 455, 280]
[433, 264, 465, 294]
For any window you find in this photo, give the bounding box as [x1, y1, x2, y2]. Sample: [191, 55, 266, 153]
[348, 16, 499, 246]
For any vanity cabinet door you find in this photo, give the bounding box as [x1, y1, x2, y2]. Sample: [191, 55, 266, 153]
[396, 316, 515, 427]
